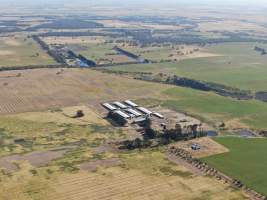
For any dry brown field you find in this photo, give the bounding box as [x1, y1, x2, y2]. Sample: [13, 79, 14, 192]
[0, 68, 173, 114]
[0, 36, 57, 67]
[123, 44, 220, 62]
[0, 150, 248, 200]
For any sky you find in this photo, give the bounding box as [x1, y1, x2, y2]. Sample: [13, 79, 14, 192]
[1, 0, 267, 7]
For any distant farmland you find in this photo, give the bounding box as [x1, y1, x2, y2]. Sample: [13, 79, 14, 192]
[1, 68, 267, 130]
[202, 137, 267, 196]
[107, 42, 267, 91]
[0, 68, 172, 114]
[0, 36, 57, 67]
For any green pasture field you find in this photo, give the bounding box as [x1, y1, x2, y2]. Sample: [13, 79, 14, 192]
[107, 42, 267, 91]
[0, 36, 57, 67]
[68, 43, 116, 60]
[202, 137, 267, 196]
[161, 87, 267, 129]
[123, 46, 174, 62]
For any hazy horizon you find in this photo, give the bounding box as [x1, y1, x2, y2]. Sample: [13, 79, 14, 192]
[1, 0, 267, 7]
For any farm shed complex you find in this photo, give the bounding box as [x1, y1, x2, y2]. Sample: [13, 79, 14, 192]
[102, 100, 164, 125]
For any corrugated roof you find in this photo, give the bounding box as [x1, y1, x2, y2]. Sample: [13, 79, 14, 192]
[126, 108, 142, 117]
[153, 112, 164, 119]
[124, 100, 138, 107]
[102, 103, 117, 111]
[113, 101, 128, 109]
[114, 110, 130, 119]
[137, 107, 153, 115]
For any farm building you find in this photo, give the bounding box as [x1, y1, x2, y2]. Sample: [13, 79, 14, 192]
[153, 112, 164, 119]
[113, 101, 128, 109]
[137, 107, 153, 115]
[133, 117, 148, 125]
[108, 110, 130, 125]
[126, 108, 142, 117]
[102, 100, 164, 127]
[102, 103, 117, 111]
[124, 100, 138, 107]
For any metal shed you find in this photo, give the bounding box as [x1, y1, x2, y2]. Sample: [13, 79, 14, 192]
[113, 110, 130, 119]
[124, 100, 138, 107]
[153, 112, 164, 119]
[102, 103, 117, 111]
[126, 108, 142, 117]
[113, 101, 128, 109]
[137, 107, 153, 115]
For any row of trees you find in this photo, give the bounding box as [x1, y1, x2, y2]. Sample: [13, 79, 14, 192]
[119, 118, 207, 150]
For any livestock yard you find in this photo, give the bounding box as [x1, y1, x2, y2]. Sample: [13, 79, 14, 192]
[1, 2, 267, 200]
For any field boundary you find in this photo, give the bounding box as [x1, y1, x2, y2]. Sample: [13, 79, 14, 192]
[168, 146, 266, 200]
[0, 64, 67, 71]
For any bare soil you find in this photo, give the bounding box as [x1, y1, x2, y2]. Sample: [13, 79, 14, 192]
[170, 137, 229, 158]
[0, 146, 74, 173]
[80, 158, 122, 172]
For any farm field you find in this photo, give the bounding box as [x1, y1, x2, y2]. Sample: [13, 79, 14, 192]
[68, 43, 136, 65]
[0, 68, 172, 114]
[41, 35, 138, 65]
[123, 44, 219, 62]
[162, 87, 267, 130]
[0, 36, 57, 67]
[0, 68, 267, 130]
[108, 42, 267, 91]
[0, 103, 248, 200]
[0, 133, 248, 200]
[1, 2, 267, 200]
[202, 137, 267, 196]
[42, 36, 107, 45]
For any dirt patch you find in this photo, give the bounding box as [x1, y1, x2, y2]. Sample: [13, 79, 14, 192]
[80, 158, 122, 172]
[170, 137, 229, 158]
[4, 39, 21, 46]
[0, 50, 14, 56]
[0, 146, 74, 173]
[93, 142, 119, 154]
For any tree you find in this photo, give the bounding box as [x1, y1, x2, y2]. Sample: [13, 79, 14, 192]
[75, 110, 84, 118]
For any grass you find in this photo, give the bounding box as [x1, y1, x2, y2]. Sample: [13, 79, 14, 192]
[69, 43, 135, 64]
[0, 108, 247, 200]
[161, 87, 267, 129]
[0, 68, 171, 115]
[202, 137, 267, 196]
[0, 106, 124, 157]
[0, 36, 56, 67]
[108, 42, 267, 91]
[123, 45, 175, 62]
[68, 43, 116, 61]
[0, 148, 246, 200]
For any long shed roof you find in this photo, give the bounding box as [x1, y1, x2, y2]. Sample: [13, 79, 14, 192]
[113, 101, 128, 109]
[137, 107, 153, 115]
[126, 108, 142, 117]
[114, 110, 130, 119]
[102, 103, 117, 111]
[153, 112, 164, 119]
[124, 100, 138, 107]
